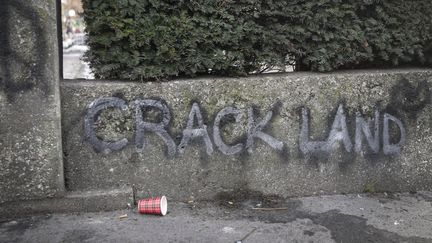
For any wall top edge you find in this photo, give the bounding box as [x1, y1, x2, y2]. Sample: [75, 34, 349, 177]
[62, 68, 432, 87]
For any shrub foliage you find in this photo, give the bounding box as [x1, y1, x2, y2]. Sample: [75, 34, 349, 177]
[82, 0, 432, 80]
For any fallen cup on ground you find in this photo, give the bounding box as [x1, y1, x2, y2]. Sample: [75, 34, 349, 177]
[137, 196, 168, 216]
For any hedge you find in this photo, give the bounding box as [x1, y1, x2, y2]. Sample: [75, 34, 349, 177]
[82, 0, 432, 80]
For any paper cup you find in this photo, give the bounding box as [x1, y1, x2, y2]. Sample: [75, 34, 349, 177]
[137, 196, 168, 216]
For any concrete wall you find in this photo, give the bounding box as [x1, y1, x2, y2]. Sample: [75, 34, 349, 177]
[2, 0, 429, 209]
[0, 0, 64, 203]
[61, 69, 432, 201]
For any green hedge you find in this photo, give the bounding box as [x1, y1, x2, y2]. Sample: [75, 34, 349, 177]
[82, 0, 432, 80]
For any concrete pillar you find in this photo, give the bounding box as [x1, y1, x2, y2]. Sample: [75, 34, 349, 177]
[0, 0, 64, 203]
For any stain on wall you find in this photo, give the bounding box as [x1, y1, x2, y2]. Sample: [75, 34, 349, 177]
[389, 78, 431, 119]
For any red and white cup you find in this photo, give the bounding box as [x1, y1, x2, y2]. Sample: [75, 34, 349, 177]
[137, 196, 168, 216]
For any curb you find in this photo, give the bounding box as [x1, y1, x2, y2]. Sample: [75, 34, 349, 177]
[0, 187, 134, 220]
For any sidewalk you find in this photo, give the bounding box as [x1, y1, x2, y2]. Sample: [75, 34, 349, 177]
[1, 192, 431, 242]
[63, 45, 94, 80]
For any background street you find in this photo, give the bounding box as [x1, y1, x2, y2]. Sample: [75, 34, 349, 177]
[63, 44, 93, 80]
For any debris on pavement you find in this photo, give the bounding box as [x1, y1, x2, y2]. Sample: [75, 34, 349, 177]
[251, 207, 289, 211]
[394, 220, 404, 226]
[235, 228, 257, 243]
[222, 226, 235, 234]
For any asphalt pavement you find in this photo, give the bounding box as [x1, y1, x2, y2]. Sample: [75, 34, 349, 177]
[1, 191, 431, 242]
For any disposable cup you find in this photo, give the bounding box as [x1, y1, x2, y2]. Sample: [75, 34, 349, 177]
[137, 196, 168, 216]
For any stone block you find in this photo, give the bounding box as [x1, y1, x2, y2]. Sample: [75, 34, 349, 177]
[61, 69, 432, 200]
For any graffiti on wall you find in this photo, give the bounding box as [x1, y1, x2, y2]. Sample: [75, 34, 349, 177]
[0, 1, 50, 102]
[84, 97, 406, 157]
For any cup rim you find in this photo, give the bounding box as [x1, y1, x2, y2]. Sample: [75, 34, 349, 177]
[160, 196, 168, 216]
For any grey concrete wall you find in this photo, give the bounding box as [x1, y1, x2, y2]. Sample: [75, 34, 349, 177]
[61, 69, 432, 201]
[0, 0, 64, 203]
